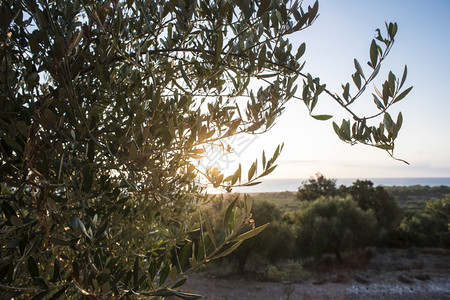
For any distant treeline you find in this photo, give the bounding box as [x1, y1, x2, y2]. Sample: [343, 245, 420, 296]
[385, 185, 450, 202]
[384, 185, 450, 211]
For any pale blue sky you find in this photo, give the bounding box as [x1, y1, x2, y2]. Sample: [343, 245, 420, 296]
[208, 0, 450, 180]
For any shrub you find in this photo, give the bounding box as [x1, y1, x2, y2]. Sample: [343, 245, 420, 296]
[297, 173, 338, 201]
[341, 180, 402, 243]
[266, 260, 309, 282]
[396, 196, 450, 247]
[295, 196, 377, 262]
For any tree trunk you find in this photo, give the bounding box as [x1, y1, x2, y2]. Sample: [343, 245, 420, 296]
[335, 249, 343, 264]
[237, 253, 248, 273]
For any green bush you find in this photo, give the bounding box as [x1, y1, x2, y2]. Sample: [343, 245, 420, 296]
[396, 196, 449, 247]
[295, 196, 377, 262]
[341, 180, 402, 243]
[297, 173, 338, 201]
[266, 260, 309, 282]
[384, 185, 450, 208]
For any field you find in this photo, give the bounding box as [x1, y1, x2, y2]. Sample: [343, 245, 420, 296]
[247, 191, 299, 213]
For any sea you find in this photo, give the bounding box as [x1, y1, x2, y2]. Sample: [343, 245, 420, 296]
[228, 177, 450, 193]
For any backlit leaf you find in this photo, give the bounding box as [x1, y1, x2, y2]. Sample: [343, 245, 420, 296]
[159, 263, 170, 286]
[296, 43, 306, 59]
[259, 165, 277, 177]
[312, 115, 332, 121]
[342, 83, 350, 101]
[231, 223, 269, 242]
[204, 215, 217, 249]
[258, 44, 266, 71]
[215, 31, 223, 62]
[172, 278, 187, 289]
[370, 40, 378, 68]
[400, 65, 408, 89]
[257, 0, 271, 17]
[169, 290, 203, 300]
[393, 86, 412, 104]
[248, 161, 257, 181]
[212, 241, 243, 260]
[354, 59, 365, 79]
[396, 112, 403, 130]
[223, 198, 238, 228]
[243, 181, 262, 186]
[388, 71, 396, 94]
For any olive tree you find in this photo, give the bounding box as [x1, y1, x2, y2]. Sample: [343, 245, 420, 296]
[297, 173, 338, 201]
[0, 0, 411, 298]
[343, 180, 402, 239]
[295, 196, 377, 263]
[398, 196, 450, 247]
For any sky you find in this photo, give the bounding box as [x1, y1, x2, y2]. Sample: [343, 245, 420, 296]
[202, 0, 450, 180]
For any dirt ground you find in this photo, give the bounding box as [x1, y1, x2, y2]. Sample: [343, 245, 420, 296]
[180, 248, 450, 299]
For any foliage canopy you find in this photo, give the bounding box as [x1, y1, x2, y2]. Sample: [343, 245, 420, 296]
[0, 0, 411, 298]
[297, 173, 338, 201]
[295, 196, 377, 262]
[342, 179, 402, 235]
[398, 196, 450, 247]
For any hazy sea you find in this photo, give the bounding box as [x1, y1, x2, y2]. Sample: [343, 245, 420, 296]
[230, 177, 450, 193]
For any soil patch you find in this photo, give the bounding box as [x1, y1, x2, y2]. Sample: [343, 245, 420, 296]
[180, 248, 450, 299]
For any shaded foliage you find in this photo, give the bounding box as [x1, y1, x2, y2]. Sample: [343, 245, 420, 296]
[295, 196, 377, 263]
[297, 175, 402, 243]
[201, 184, 448, 274]
[384, 185, 450, 210]
[396, 196, 450, 247]
[341, 180, 402, 241]
[296, 173, 338, 201]
[230, 200, 295, 271]
[0, 0, 410, 298]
